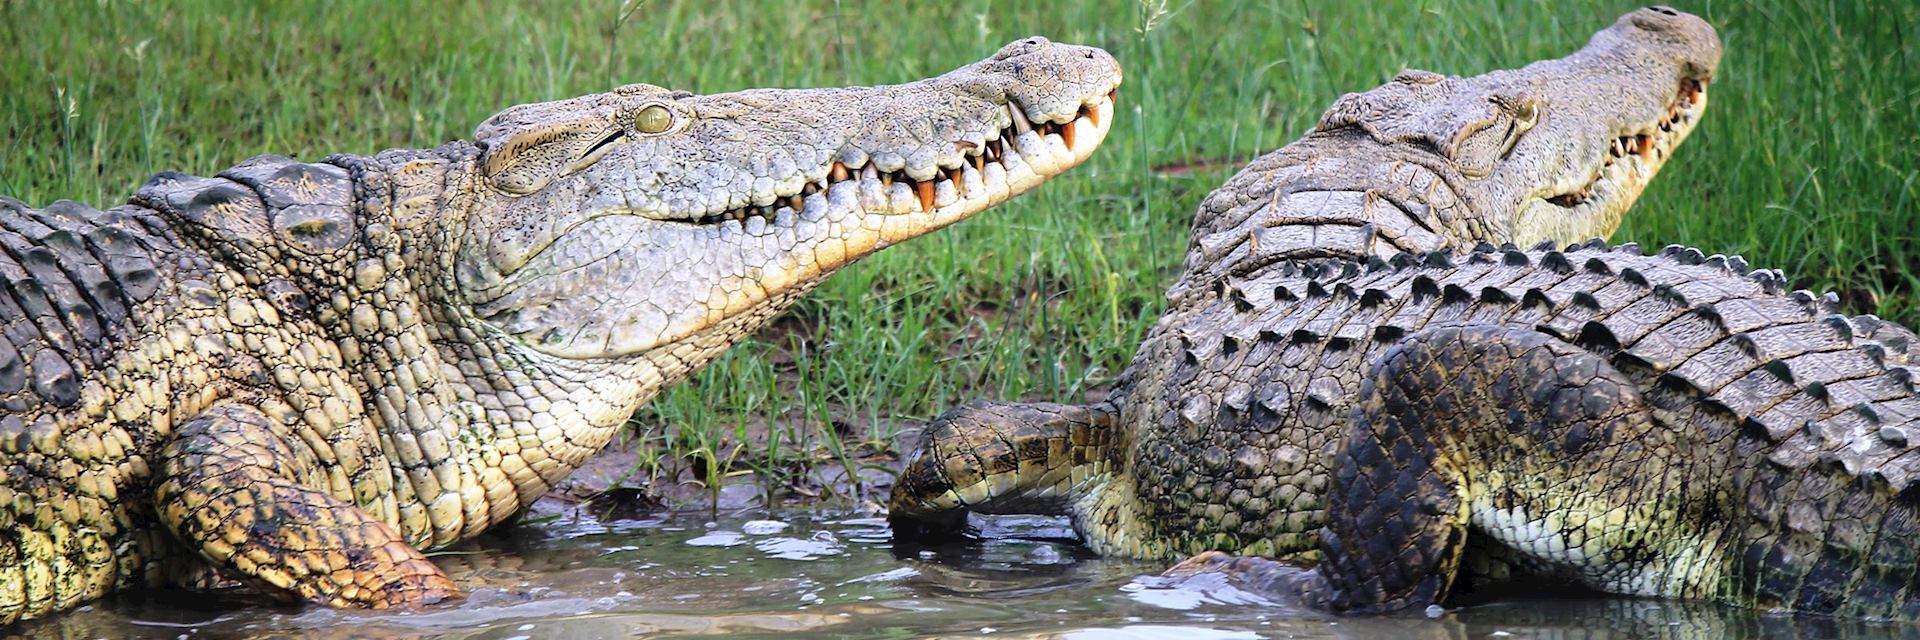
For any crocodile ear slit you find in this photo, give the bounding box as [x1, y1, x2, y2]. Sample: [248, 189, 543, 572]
[561, 130, 628, 177]
[480, 118, 609, 195]
[1496, 96, 1541, 160]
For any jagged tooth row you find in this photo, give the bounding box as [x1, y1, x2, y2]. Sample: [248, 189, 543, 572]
[691, 96, 1110, 226]
[1550, 79, 1708, 208]
[1673, 78, 1706, 122]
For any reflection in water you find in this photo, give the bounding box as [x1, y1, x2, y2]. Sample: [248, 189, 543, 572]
[17, 506, 1920, 639]
[1123, 572, 1282, 610]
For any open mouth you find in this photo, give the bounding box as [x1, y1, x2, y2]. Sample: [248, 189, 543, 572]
[1545, 77, 1707, 208]
[687, 89, 1120, 227]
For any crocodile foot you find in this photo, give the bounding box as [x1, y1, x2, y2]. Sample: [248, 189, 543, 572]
[155, 405, 459, 609]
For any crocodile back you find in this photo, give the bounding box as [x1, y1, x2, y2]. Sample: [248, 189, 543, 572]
[0, 199, 173, 412]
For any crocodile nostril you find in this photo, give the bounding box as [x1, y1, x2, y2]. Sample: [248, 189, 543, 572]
[1082, 50, 1096, 59]
[1647, 5, 1678, 16]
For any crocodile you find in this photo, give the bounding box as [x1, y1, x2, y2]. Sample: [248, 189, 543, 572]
[882, 8, 1920, 618]
[1146, 248, 1920, 618]
[0, 37, 1121, 625]
[891, 6, 1719, 551]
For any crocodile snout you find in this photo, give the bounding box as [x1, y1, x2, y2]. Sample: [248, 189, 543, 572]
[1625, 5, 1723, 81]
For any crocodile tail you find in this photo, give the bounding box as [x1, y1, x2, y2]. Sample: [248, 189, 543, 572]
[888, 400, 1119, 535]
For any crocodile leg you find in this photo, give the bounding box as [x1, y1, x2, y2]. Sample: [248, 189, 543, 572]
[153, 405, 457, 608]
[889, 400, 1119, 536]
[1170, 326, 1713, 613]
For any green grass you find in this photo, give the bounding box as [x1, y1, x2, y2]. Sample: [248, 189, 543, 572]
[3, 0, 1915, 497]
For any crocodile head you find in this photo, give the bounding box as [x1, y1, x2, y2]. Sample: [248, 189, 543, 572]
[1181, 6, 1719, 284]
[452, 38, 1119, 370]
[1497, 6, 1721, 244]
[1318, 6, 1719, 247]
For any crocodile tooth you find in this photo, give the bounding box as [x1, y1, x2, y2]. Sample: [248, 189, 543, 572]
[1008, 102, 1032, 135]
[1084, 103, 1101, 127]
[1060, 120, 1076, 150]
[916, 180, 935, 212]
[831, 161, 850, 182]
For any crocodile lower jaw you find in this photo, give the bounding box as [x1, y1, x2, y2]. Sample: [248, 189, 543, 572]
[1543, 78, 1708, 210]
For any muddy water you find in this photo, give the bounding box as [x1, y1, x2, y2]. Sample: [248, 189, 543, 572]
[22, 504, 1920, 639]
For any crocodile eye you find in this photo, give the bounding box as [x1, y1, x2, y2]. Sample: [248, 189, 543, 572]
[634, 104, 673, 134]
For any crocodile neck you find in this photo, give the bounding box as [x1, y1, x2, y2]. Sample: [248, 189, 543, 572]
[292, 147, 637, 543]
[332, 146, 835, 543]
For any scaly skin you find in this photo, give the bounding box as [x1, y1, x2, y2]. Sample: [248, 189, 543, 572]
[0, 37, 1121, 625]
[1150, 246, 1920, 618]
[908, 236, 1920, 618]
